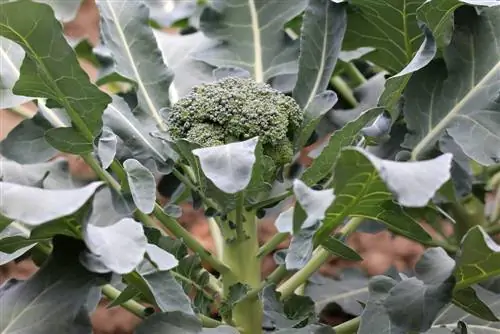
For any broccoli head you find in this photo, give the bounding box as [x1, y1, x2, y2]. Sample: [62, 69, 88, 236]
[167, 77, 303, 168]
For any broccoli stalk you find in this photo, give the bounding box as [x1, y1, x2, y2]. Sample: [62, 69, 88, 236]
[166, 77, 304, 334]
[167, 77, 304, 168]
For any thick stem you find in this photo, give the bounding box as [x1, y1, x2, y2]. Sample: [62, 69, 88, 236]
[334, 316, 361, 334]
[222, 210, 262, 334]
[257, 232, 288, 258]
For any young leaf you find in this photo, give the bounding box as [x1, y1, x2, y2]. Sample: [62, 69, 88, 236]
[219, 283, 250, 320]
[292, 179, 335, 232]
[97, 126, 118, 169]
[0, 113, 57, 164]
[145, 243, 179, 271]
[0, 181, 103, 226]
[286, 226, 315, 270]
[0, 235, 107, 333]
[82, 218, 148, 274]
[193, 0, 308, 83]
[193, 137, 259, 194]
[262, 285, 316, 330]
[292, 0, 346, 113]
[454, 226, 500, 290]
[0, 37, 32, 108]
[123, 159, 157, 214]
[0, 1, 111, 136]
[301, 107, 383, 186]
[96, 0, 174, 130]
[404, 7, 500, 165]
[135, 311, 202, 333]
[320, 236, 362, 261]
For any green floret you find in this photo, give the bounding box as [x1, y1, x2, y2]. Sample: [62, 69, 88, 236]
[167, 77, 303, 167]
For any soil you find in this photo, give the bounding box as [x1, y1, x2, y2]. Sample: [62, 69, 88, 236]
[0, 1, 454, 331]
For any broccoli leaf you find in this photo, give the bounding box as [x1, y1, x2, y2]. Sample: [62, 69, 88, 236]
[0, 1, 111, 136]
[154, 31, 217, 98]
[96, 0, 174, 131]
[0, 235, 107, 334]
[292, 0, 346, 111]
[193, 137, 259, 194]
[316, 148, 451, 243]
[193, 0, 308, 83]
[403, 6, 500, 165]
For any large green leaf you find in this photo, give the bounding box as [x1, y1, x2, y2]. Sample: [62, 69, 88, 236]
[292, 0, 346, 111]
[342, 0, 425, 74]
[404, 7, 500, 165]
[0, 235, 107, 334]
[193, 0, 308, 83]
[417, 0, 500, 48]
[0, 37, 32, 108]
[0, 181, 103, 226]
[0, 1, 111, 136]
[316, 148, 451, 242]
[96, 0, 174, 131]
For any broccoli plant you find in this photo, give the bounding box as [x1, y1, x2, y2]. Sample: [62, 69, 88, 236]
[0, 0, 500, 333]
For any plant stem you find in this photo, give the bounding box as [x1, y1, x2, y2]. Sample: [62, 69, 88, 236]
[257, 232, 288, 258]
[82, 154, 121, 193]
[101, 285, 153, 318]
[344, 62, 367, 87]
[277, 247, 330, 299]
[330, 76, 358, 108]
[221, 209, 262, 334]
[277, 217, 364, 299]
[333, 316, 361, 334]
[152, 204, 230, 275]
